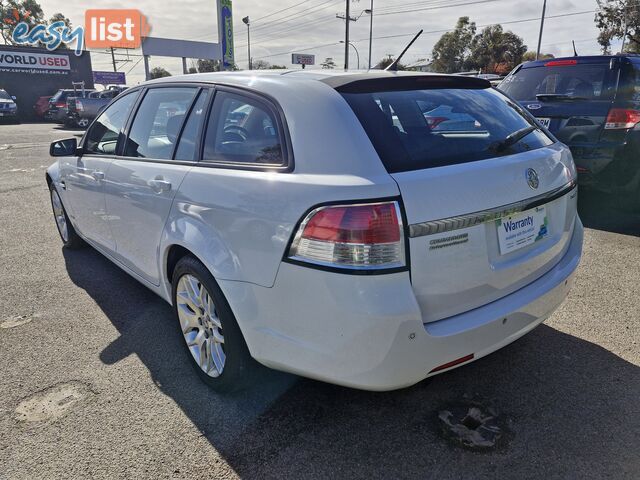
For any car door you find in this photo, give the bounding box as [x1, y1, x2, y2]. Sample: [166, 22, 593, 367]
[104, 86, 207, 286]
[60, 91, 139, 252]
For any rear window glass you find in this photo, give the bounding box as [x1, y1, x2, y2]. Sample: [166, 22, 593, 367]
[500, 63, 615, 101]
[342, 87, 553, 173]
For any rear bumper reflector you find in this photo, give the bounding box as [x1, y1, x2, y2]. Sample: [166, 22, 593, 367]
[429, 354, 475, 373]
[409, 180, 577, 238]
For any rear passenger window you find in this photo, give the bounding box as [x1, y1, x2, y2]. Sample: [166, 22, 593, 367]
[175, 89, 210, 161]
[124, 87, 198, 160]
[203, 91, 284, 165]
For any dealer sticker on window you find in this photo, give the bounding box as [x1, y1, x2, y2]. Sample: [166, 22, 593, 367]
[496, 206, 549, 255]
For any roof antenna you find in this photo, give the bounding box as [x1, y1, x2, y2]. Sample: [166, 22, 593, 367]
[386, 29, 423, 71]
[572, 40, 578, 57]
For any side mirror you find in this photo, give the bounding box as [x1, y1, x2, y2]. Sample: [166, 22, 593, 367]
[50, 138, 80, 157]
[11, 96, 16, 100]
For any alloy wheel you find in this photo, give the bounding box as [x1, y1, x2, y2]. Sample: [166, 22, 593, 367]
[176, 274, 226, 377]
[51, 189, 69, 242]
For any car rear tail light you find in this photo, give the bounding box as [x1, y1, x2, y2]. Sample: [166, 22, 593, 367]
[604, 108, 640, 130]
[76, 99, 84, 112]
[544, 59, 578, 67]
[288, 201, 406, 271]
[429, 354, 475, 374]
[54, 102, 66, 108]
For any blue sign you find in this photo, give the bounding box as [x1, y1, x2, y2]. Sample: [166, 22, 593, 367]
[219, 0, 234, 68]
[93, 70, 126, 85]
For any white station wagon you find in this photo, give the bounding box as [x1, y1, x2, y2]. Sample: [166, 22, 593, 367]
[47, 71, 583, 392]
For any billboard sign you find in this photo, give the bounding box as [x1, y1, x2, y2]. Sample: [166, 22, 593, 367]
[291, 53, 315, 65]
[93, 70, 126, 85]
[0, 50, 71, 74]
[218, 0, 234, 69]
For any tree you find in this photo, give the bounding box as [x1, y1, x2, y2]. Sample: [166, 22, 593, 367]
[149, 67, 171, 79]
[522, 51, 554, 62]
[431, 17, 476, 73]
[0, 0, 45, 44]
[596, 0, 640, 53]
[48, 12, 70, 28]
[187, 66, 198, 74]
[466, 25, 527, 74]
[252, 59, 271, 69]
[321, 57, 336, 69]
[373, 54, 406, 70]
[197, 59, 220, 72]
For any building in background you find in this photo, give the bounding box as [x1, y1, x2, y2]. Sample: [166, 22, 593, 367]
[0, 45, 93, 120]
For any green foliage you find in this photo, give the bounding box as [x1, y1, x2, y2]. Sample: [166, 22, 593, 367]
[522, 51, 554, 62]
[466, 24, 527, 74]
[431, 17, 527, 74]
[431, 17, 476, 74]
[149, 67, 171, 79]
[197, 59, 220, 72]
[0, 0, 45, 44]
[321, 57, 336, 69]
[596, 0, 640, 53]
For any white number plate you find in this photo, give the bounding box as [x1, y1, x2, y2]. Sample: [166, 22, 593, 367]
[496, 206, 548, 255]
[537, 117, 551, 129]
[0, 113, 4, 117]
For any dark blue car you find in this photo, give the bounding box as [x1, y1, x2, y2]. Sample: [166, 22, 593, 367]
[499, 55, 640, 209]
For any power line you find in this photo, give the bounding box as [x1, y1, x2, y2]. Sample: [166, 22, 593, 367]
[240, 8, 598, 62]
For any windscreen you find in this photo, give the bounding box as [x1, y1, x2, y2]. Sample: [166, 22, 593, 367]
[500, 63, 615, 101]
[342, 87, 553, 173]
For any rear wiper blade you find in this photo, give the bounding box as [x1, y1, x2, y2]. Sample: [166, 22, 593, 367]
[489, 126, 538, 153]
[536, 93, 587, 101]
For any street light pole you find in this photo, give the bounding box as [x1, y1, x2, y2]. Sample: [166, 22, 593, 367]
[345, 0, 350, 70]
[340, 41, 360, 69]
[242, 16, 251, 70]
[368, 0, 373, 70]
[535, 0, 547, 61]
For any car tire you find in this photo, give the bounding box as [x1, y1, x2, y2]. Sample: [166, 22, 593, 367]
[76, 118, 89, 129]
[171, 255, 257, 393]
[49, 184, 85, 249]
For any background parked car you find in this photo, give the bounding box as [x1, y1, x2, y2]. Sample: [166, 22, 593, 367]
[33, 95, 52, 119]
[0, 89, 19, 122]
[46, 88, 95, 124]
[72, 86, 127, 128]
[499, 55, 640, 209]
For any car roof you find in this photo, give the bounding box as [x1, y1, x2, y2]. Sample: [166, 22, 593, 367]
[144, 69, 491, 92]
[520, 54, 640, 68]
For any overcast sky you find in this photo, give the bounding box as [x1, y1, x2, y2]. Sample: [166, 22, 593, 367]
[37, 0, 618, 84]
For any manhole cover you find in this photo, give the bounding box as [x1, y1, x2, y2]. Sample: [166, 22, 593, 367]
[15, 382, 94, 422]
[0, 314, 39, 329]
[438, 403, 506, 450]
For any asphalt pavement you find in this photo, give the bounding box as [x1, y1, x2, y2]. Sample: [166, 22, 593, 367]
[0, 123, 638, 479]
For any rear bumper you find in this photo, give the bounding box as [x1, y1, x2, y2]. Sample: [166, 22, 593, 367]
[570, 139, 640, 192]
[223, 218, 583, 391]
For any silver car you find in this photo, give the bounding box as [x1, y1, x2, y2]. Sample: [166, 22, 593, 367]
[47, 71, 583, 392]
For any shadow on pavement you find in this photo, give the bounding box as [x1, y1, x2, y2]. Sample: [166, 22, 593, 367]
[578, 187, 640, 237]
[63, 248, 640, 479]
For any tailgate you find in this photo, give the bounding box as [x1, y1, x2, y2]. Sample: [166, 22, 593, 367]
[394, 145, 577, 323]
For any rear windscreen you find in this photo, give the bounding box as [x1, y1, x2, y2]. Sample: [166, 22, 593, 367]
[499, 63, 615, 101]
[342, 87, 553, 173]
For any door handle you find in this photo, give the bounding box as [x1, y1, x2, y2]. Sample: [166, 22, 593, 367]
[148, 178, 172, 193]
[92, 171, 105, 181]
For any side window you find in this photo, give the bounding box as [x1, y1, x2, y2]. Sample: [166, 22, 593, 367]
[175, 89, 210, 161]
[203, 91, 284, 165]
[124, 87, 198, 160]
[84, 91, 138, 155]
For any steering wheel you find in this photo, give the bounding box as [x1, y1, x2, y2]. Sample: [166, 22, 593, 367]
[223, 125, 248, 141]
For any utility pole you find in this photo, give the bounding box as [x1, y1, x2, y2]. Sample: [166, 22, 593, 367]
[368, 0, 373, 70]
[535, 0, 547, 60]
[110, 47, 117, 72]
[336, 0, 356, 70]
